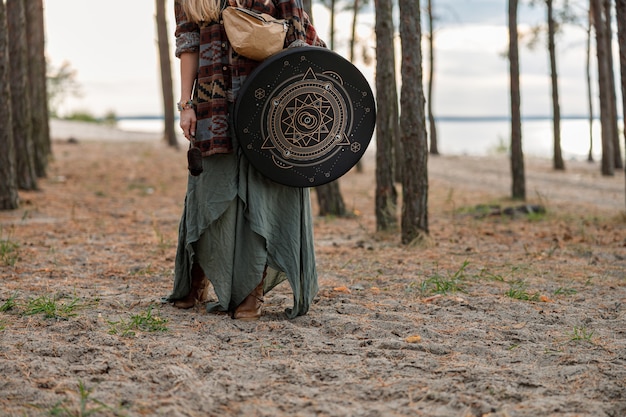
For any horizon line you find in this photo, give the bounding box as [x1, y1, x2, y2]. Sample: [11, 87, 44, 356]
[113, 114, 617, 122]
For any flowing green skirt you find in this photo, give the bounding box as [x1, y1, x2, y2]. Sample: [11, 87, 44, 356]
[165, 140, 318, 318]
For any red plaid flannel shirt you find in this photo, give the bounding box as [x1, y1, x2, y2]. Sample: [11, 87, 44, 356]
[174, 0, 326, 156]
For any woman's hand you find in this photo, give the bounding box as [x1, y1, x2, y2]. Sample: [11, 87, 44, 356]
[179, 108, 197, 140]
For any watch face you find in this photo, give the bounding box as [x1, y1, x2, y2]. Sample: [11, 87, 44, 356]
[234, 47, 376, 187]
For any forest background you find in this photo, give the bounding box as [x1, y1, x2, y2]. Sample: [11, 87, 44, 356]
[0, 0, 626, 416]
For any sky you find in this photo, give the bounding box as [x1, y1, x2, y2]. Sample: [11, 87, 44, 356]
[42, 0, 617, 119]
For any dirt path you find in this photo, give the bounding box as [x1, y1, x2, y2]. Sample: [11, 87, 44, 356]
[1, 138, 625, 417]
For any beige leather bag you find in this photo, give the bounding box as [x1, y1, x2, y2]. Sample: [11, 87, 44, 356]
[222, 7, 288, 61]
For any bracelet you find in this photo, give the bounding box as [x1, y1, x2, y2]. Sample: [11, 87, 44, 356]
[177, 100, 194, 112]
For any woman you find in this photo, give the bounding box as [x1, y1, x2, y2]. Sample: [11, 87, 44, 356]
[165, 0, 325, 320]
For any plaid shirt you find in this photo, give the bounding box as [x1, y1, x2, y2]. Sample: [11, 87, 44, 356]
[174, 0, 326, 156]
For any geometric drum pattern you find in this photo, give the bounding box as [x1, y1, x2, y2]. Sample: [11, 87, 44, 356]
[234, 46, 376, 187]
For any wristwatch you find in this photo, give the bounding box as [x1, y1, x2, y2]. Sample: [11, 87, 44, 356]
[177, 100, 194, 112]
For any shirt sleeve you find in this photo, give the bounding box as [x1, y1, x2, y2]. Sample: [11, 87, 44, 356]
[274, 0, 326, 48]
[174, 0, 201, 58]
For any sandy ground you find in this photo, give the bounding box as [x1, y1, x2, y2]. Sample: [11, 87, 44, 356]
[0, 122, 625, 416]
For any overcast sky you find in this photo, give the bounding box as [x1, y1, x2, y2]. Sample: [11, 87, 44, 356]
[43, 0, 610, 119]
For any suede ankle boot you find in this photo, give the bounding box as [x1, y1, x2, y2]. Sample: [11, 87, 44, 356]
[233, 269, 266, 320]
[174, 264, 208, 309]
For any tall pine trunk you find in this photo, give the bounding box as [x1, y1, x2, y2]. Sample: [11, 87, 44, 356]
[616, 0, 626, 208]
[427, 0, 438, 155]
[374, 0, 398, 231]
[7, 0, 37, 191]
[329, 0, 335, 50]
[0, 0, 18, 210]
[591, 0, 615, 176]
[26, 0, 50, 178]
[547, 0, 564, 170]
[603, 0, 623, 169]
[156, 0, 178, 149]
[509, 0, 525, 200]
[586, 7, 594, 162]
[399, 0, 429, 244]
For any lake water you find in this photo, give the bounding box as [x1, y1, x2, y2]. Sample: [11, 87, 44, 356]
[117, 117, 623, 161]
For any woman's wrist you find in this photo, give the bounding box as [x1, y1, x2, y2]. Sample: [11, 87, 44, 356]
[177, 99, 194, 112]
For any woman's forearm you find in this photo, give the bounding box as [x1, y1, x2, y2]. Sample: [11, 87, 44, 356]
[179, 51, 199, 102]
[179, 51, 199, 140]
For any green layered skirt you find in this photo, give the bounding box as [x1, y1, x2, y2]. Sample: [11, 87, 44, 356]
[165, 139, 318, 318]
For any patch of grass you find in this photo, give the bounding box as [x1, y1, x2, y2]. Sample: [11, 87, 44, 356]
[477, 268, 506, 282]
[23, 294, 84, 320]
[418, 260, 469, 295]
[504, 281, 540, 301]
[0, 234, 19, 266]
[45, 380, 127, 416]
[108, 306, 168, 337]
[553, 287, 578, 296]
[570, 326, 594, 343]
[0, 293, 18, 312]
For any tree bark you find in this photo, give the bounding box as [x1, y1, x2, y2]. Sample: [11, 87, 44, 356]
[509, 0, 525, 200]
[0, 0, 18, 210]
[591, 0, 615, 176]
[329, 0, 335, 50]
[156, 0, 178, 149]
[586, 6, 594, 162]
[374, 0, 398, 231]
[7, 0, 37, 191]
[399, 0, 429, 244]
[603, 0, 623, 169]
[547, 0, 564, 170]
[25, 0, 50, 178]
[350, 0, 359, 63]
[315, 181, 347, 217]
[616, 0, 626, 208]
[427, 0, 438, 156]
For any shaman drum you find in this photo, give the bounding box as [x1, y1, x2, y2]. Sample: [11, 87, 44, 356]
[234, 46, 376, 187]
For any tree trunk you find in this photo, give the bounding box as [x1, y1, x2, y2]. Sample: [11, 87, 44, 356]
[350, 0, 359, 63]
[329, 0, 336, 50]
[374, 0, 398, 231]
[427, 0, 438, 156]
[156, 0, 178, 149]
[7, 0, 37, 191]
[399, 0, 429, 244]
[0, 0, 19, 210]
[25, 0, 50, 178]
[547, 0, 564, 170]
[604, 0, 623, 169]
[616, 0, 626, 208]
[586, 6, 594, 162]
[315, 181, 347, 217]
[509, 0, 525, 200]
[591, 0, 615, 176]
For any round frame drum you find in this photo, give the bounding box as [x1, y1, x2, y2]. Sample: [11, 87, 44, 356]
[234, 46, 376, 187]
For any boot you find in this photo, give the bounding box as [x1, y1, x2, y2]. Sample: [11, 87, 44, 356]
[233, 269, 266, 320]
[173, 263, 208, 309]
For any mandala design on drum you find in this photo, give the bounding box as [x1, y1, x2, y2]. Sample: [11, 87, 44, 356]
[261, 68, 353, 168]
